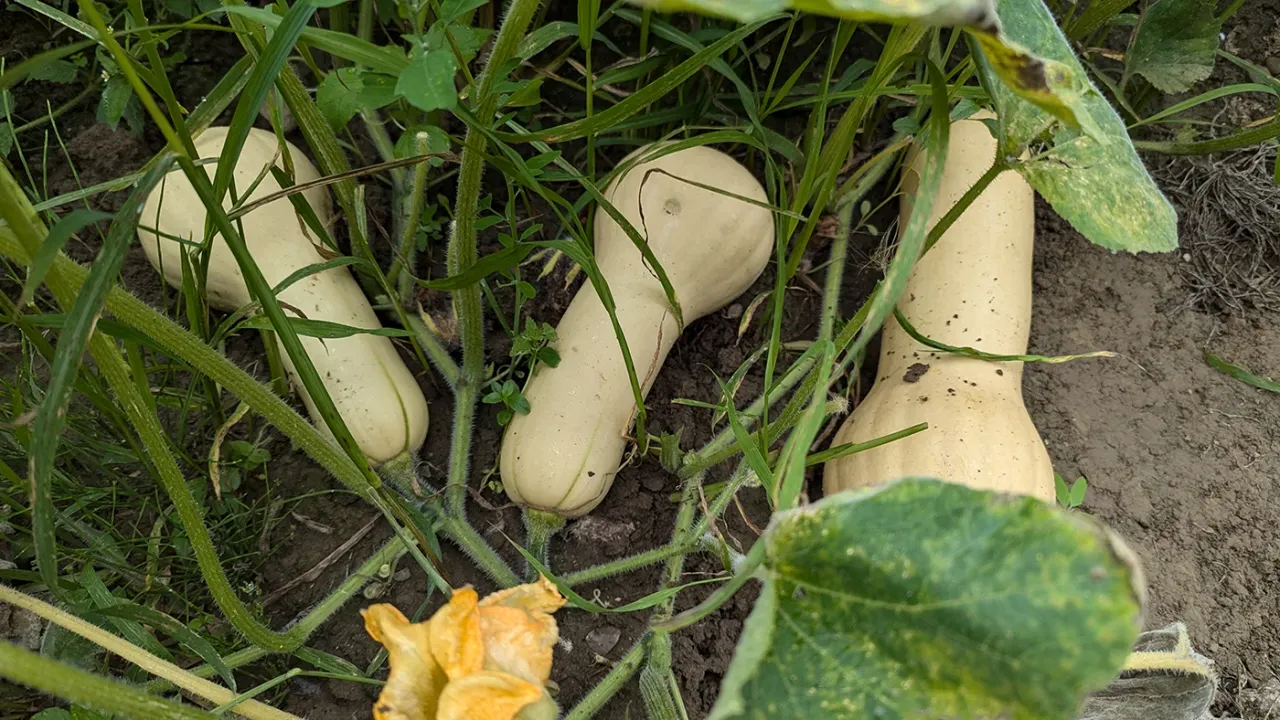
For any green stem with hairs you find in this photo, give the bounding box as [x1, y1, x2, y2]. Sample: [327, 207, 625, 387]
[1133, 117, 1280, 156]
[0, 224, 365, 498]
[150, 539, 407, 689]
[522, 508, 566, 580]
[0, 643, 231, 720]
[439, 513, 522, 588]
[439, 0, 543, 583]
[559, 464, 755, 587]
[404, 310, 460, 387]
[923, 157, 1006, 253]
[639, 469, 705, 717]
[387, 130, 433, 302]
[564, 639, 648, 720]
[447, 0, 545, 447]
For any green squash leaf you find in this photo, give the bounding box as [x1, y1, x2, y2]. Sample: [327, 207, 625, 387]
[1124, 0, 1221, 94]
[976, 0, 1178, 253]
[629, 0, 1092, 130]
[711, 479, 1144, 720]
[316, 68, 398, 131]
[395, 49, 459, 112]
[630, 0, 993, 24]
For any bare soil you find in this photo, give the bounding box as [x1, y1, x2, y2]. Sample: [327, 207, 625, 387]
[4, 6, 1280, 720]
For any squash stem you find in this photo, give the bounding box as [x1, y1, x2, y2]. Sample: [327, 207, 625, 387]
[387, 129, 432, 303]
[522, 508, 567, 580]
[564, 639, 648, 720]
[639, 632, 682, 720]
[652, 541, 766, 634]
[147, 539, 407, 690]
[448, 0, 544, 391]
[559, 465, 755, 587]
[0, 643, 230, 720]
[404, 309, 460, 387]
[639, 467, 706, 719]
[440, 514, 522, 588]
[445, 383, 478, 517]
[0, 584, 293, 720]
[442, 0, 543, 581]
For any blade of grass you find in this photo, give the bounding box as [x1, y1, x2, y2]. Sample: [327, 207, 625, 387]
[1134, 116, 1280, 155]
[495, 16, 778, 143]
[17, 208, 111, 307]
[718, 377, 776, 496]
[1206, 352, 1280, 393]
[0, 40, 97, 92]
[1128, 83, 1278, 129]
[836, 55, 950, 369]
[0, 583, 293, 720]
[804, 422, 929, 466]
[0, 644, 223, 720]
[20, 159, 168, 600]
[893, 308, 1115, 363]
[79, 566, 174, 661]
[221, 5, 409, 73]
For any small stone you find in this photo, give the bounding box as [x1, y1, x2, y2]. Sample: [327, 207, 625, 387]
[640, 473, 666, 493]
[0, 606, 43, 650]
[585, 625, 621, 655]
[724, 303, 744, 320]
[1267, 57, 1280, 76]
[393, 568, 411, 582]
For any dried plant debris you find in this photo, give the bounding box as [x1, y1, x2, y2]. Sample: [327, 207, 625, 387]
[1155, 147, 1280, 314]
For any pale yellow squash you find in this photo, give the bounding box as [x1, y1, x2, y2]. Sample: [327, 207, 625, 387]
[501, 144, 775, 517]
[823, 115, 1054, 501]
[138, 127, 429, 464]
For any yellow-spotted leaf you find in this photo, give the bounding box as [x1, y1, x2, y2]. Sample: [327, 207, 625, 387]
[629, 0, 1095, 132]
[709, 479, 1144, 720]
[976, 0, 1179, 253]
[629, 0, 994, 24]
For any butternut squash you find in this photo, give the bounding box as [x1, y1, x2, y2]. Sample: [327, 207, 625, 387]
[823, 114, 1055, 501]
[501, 144, 775, 517]
[138, 127, 429, 465]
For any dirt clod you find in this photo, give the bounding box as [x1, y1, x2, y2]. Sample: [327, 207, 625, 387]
[902, 362, 930, 383]
[586, 625, 622, 655]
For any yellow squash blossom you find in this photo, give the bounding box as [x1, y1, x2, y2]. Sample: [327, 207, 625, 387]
[362, 576, 566, 720]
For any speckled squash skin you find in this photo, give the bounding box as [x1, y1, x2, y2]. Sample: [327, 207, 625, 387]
[138, 127, 428, 464]
[501, 144, 775, 517]
[823, 115, 1055, 502]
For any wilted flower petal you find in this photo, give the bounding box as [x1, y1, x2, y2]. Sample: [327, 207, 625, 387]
[364, 579, 566, 720]
[361, 604, 447, 720]
[476, 576, 564, 685]
[480, 576, 567, 614]
[428, 586, 485, 680]
[437, 671, 544, 720]
[478, 605, 558, 686]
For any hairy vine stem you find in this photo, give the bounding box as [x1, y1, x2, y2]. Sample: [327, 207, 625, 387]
[438, 0, 544, 585]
